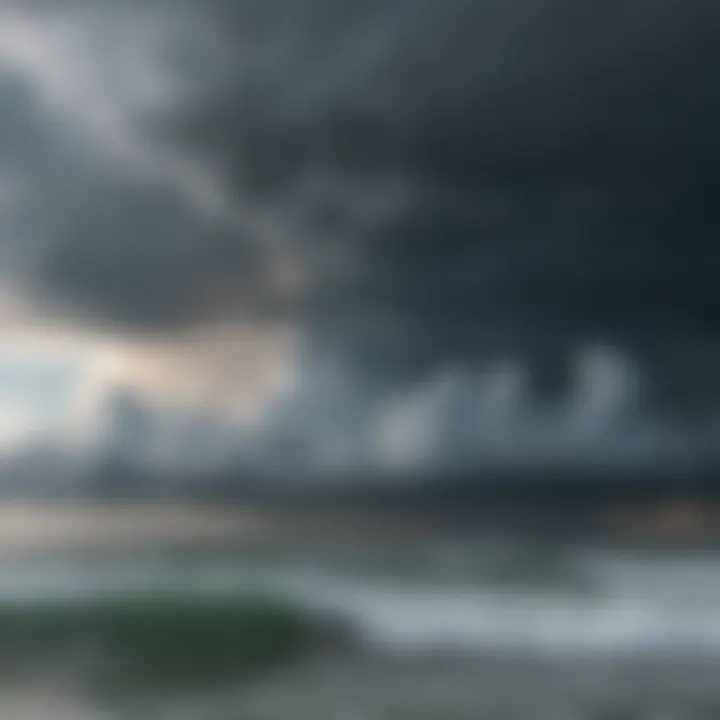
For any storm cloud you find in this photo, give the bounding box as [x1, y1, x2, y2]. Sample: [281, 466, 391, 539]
[0, 2, 300, 329]
[180, 0, 720, 410]
[2, 0, 720, 474]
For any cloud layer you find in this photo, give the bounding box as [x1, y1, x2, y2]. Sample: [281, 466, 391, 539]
[1, 0, 720, 477]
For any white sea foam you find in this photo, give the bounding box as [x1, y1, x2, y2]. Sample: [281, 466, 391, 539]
[0, 543, 720, 658]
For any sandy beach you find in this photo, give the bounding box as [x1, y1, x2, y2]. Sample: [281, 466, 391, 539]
[0, 503, 280, 553]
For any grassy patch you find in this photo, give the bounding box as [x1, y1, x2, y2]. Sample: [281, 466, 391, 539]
[0, 592, 342, 694]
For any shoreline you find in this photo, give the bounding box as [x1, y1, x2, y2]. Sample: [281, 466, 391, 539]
[0, 501, 718, 554]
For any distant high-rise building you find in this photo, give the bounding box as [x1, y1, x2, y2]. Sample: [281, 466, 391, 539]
[104, 387, 153, 455]
[94, 386, 155, 497]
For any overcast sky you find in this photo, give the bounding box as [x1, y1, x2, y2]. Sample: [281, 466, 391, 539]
[0, 0, 719, 476]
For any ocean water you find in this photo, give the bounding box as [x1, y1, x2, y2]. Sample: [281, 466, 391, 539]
[2, 538, 720, 718]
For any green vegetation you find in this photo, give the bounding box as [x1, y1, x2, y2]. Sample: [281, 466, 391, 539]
[0, 593, 343, 694]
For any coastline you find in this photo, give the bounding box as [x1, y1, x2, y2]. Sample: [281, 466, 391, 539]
[0, 500, 719, 554]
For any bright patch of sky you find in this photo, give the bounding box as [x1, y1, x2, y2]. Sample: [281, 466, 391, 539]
[0, 338, 118, 447]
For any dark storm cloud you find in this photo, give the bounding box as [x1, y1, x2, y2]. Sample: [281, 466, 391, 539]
[3, 0, 720, 409]
[0, 3, 294, 330]
[165, 0, 720, 410]
[0, 83, 245, 328]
